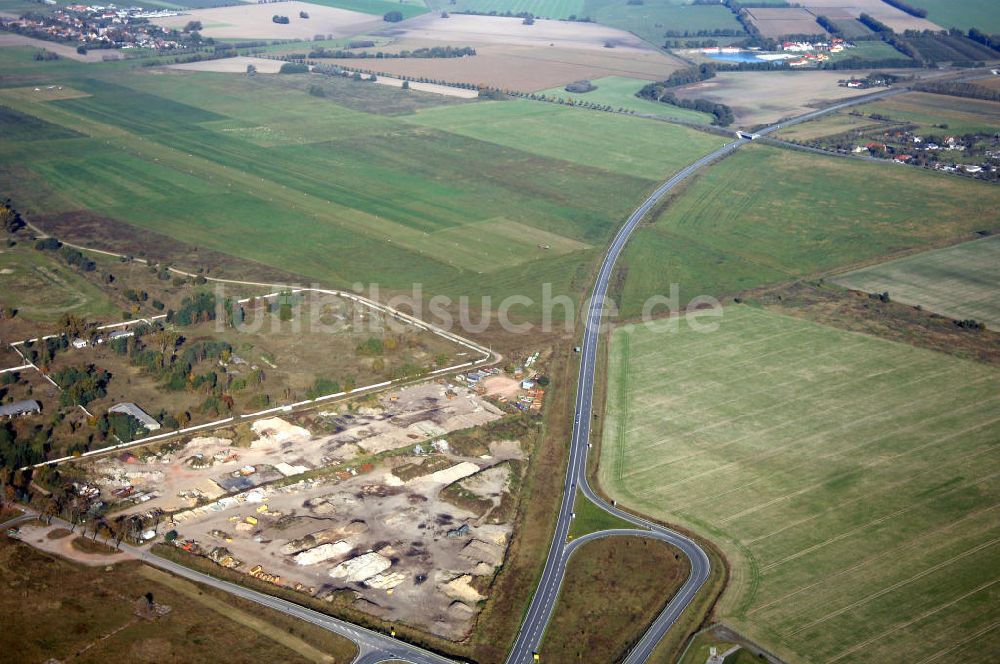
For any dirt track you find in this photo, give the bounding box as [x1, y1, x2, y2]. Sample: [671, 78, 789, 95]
[15, 522, 132, 566]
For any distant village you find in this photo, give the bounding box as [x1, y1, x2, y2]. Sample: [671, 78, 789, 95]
[0, 4, 189, 51]
[856, 130, 999, 177]
[794, 121, 1000, 180]
[698, 38, 855, 67]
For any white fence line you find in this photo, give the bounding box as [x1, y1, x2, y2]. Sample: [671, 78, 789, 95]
[18, 281, 494, 470]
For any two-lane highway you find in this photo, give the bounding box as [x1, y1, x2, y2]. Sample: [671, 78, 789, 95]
[505, 82, 927, 664]
[504, 138, 747, 664]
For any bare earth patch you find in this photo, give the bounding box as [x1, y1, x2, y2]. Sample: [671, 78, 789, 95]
[152, 2, 384, 41]
[338, 14, 684, 91]
[745, 7, 831, 39]
[353, 72, 479, 98]
[334, 43, 682, 92]
[796, 0, 941, 32]
[14, 522, 131, 567]
[673, 70, 877, 127]
[168, 56, 285, 74]
[384, 14, 649, 51]
[0, 33, 121, 62]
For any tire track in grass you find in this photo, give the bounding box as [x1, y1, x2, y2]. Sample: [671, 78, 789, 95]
[748, 503, 1000, 616]
[824, 578, 1000, 663]
[784, 537, 1000, 637]
[761, 469, 1000, 575]
[616, 331, 630, 484]
[912, 620, 1000, 664]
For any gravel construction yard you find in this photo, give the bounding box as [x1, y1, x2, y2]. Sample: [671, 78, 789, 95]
[153, 2, 384, 40]
[76, 380, 520, 638]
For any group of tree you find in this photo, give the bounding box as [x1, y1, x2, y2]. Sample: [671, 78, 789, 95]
[167, 291, 218, 326]
[663, 28, 744, 38]
[97, 412, 145, 443]
[858, 13, 893, 34]
[564, 80, 596, 93]
[307, 45, 476, 59]
[1, 199, 25, 234]
[279, 61, 309, 73]
[881, 0, 927, 19]
[34, 238, 96, 271]
[383, 10, 403, 22]
[636, 68, 733, 125]
[913, 80, 1000, 103]
[815, 15, 839, 35]
[305, 376, 340, 399]
[51, 364, 109, 407]
[272, 15, 290, 24]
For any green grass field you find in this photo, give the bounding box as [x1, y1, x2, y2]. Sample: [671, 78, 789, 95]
[585, 0, 744, 46]
[829, 40, 904, 62]
[409, 99, 727, 179]
[833, 235, 1000, 330]
[774, 112, 881, 141]
[422, 0, 742, 42]
[600, 305, 1000, 663]
[426, 0, 585, 20]
[911, 0, 1000, 33]
[0, 243, 119, 322]
[537, 76, 713, 123]
[616, 145, 1000, 316]
[859, 91, 1000, 135]
[0, 49, 726, 319]
[299, 0, 427, 19]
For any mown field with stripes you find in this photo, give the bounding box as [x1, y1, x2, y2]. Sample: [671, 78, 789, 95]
[834, 235, 1000, 331]
[600, 306, 1000, 663]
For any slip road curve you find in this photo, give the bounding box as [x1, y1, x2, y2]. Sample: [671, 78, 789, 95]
[504, 85, 911, 664]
